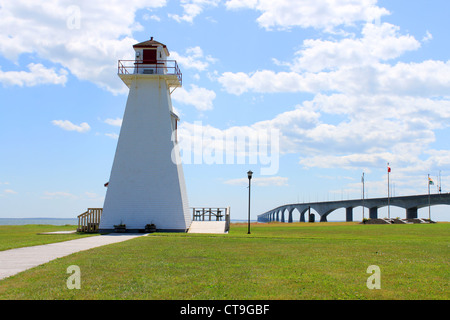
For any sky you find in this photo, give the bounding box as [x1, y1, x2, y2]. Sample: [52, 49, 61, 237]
[1, 0, 449, 222]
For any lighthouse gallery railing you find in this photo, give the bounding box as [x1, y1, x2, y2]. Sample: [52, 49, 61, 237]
[118, 59, 182, 85]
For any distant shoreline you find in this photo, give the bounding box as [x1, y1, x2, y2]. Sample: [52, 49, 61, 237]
[0, 218, 344, 226]
[1, 217, 447, 226]
[0, 218, 262, 225]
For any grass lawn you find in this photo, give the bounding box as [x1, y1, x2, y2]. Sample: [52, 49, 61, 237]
[0, 225, 97, 252]
[0, 222, 448, 300]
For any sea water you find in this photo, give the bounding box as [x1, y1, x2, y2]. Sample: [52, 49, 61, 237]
[0, 218, 78, 225]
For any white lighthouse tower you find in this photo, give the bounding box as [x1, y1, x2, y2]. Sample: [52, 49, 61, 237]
[99, 38, 191, 232]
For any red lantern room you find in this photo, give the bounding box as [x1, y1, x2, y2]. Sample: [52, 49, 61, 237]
[133, 36, 169, 73]
[118, 37, 182, 88]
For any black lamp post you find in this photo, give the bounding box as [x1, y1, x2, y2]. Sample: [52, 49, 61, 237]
[247, 170, 253, 234]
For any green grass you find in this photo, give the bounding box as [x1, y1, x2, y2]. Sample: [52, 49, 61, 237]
[0, 225, 97, 251]
[0, 222, 448, 300]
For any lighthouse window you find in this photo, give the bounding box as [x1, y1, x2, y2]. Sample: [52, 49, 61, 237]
[143, 49, 157, 63]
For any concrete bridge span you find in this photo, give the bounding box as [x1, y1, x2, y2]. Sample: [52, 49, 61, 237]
[257, 193, 450, 223]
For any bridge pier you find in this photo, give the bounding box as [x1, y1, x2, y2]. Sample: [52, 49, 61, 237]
[300, 212, 306, 222]
[406, 207, 418, 219]
[320, 215, 327, 222]
[346, 207, 353, 222]
[369, 207, 378, 219]
[307, 207, 313, 222]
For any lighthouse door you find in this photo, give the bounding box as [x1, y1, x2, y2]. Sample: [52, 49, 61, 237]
[142, 49, 158, 74]
[143, 49, 157, 63]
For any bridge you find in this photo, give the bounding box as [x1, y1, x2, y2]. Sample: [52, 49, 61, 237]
[257, 193, 450, 223]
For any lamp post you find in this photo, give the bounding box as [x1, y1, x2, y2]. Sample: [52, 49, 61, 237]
[247, 170, 253, 235]
[362, 172, 365, 221]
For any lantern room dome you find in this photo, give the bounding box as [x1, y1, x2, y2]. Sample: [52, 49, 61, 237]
[133, 37, 169, 56]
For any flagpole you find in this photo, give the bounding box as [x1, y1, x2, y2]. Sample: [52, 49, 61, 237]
[387, 163, 390, 219]
[428, 174, 431, 220]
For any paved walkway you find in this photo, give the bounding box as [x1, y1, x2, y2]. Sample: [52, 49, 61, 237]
[0, 233, 146, 280]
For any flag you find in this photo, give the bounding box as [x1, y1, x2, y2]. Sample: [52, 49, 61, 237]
[387, 166, 391, 173]
[429, 177, 434, 185]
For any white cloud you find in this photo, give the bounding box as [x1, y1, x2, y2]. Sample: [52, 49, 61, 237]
[424, 150, 450, 168]
[177, 89, 450, 175]
[286, 23, 420, 73]
[218, 70, 309, 95]
[143, 13, 161, 21]
[225, 0, 258, 10]
[169, 0, 219, 23]
[0, 0, 166, 94]
[52, 120, 91, 133]
[84, 192, 104, 201]
[104, 118, 123, 127]
[423, 31, 433, 42]
[170, 46, 216, 72]
[225, 0, 390, 31]
[3, 189, 18, 195]
[105, 133, 119, 139]
[0, 63, 68, 87]
[42, 191, 77, 199]
[218, 60, 450, 97]
[215, 9, 450, 180]
[172, 84, 216, 111]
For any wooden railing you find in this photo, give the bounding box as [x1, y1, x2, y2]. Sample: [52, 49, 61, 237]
[191, 207, 231, 232]
[77, 208, 103, 233]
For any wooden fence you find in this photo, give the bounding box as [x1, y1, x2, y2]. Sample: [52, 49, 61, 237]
[77, 208, 103, 233]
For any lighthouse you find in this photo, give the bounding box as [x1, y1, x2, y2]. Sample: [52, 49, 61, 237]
[99, 38, 191, 232]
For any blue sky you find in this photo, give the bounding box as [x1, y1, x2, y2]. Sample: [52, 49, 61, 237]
[1, 0, 449, 221]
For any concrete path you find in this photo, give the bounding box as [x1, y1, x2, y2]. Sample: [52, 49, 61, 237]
[0, 233, 146, 281]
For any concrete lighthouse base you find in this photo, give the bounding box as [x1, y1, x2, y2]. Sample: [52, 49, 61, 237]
[99, 75, 191, 233]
